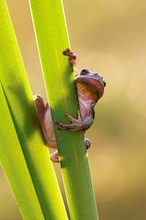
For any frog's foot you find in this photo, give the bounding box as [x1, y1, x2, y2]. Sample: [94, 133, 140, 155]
[66, 110, 81, 122]
[56, 110, 83, 132]
[50, 139, 90, 163]
[63, 48, 76, 66]
[56, 110, 94, 132]
[85, 138, 91, 149]
[50, 151, 59, 163]
[34, 94, 45, 112]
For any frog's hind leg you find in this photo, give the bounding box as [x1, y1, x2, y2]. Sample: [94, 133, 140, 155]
[34, 94, 46, 132]
[34, 94, 57, 149]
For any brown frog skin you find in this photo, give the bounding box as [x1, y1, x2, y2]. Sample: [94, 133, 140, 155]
[34, 49, 106, 162]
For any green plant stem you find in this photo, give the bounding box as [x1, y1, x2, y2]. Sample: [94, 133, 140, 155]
[29, 0, 99, 219]
[0, 84, 44, 219]
[0, 1, 68, 219]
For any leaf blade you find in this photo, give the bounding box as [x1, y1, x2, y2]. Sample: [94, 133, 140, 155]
[29, 0, 99, 219]
[0, 84, 44, 220]
[0, 1, 68, 219]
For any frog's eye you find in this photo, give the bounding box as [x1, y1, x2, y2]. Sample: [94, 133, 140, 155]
[103, 81, 106, 87]
[80, 68, 89, 75]
[94, 73, 99, 76]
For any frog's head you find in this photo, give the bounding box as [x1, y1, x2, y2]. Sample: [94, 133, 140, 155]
[75, 68, 106, 102]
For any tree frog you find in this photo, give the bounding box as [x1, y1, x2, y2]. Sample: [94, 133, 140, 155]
[34, 49, 106, 162]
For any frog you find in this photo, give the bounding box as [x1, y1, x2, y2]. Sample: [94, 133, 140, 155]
[34, 48, 106, 162]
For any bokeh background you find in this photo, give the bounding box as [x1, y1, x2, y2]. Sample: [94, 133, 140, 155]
[1, 0, 146, 219]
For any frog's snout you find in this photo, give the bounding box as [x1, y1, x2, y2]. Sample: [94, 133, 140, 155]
[98, 74, 106, 87]
[103, 80, 106, 87]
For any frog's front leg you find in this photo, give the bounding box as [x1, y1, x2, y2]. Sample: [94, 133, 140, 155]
[56, 110, 94, 132]
[63, 48, 76, 66]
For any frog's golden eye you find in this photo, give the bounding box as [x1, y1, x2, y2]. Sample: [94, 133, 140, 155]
[94, 73, 99, 76]
[80, 68, 89, 75]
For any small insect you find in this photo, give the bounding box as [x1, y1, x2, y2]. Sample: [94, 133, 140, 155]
[34, 49, 106, 162]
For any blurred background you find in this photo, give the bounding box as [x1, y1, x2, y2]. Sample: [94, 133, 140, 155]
[1, 0, 146, 219]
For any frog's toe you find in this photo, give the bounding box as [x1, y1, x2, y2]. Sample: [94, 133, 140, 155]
[50, 151, 59, 163]
[63, 48, 76, 66]
[65, 113, 76, 122]
[57, 122, 81, 131]
[85, 138, 91, 149]
[56, 121, 66, 130]
[34, 94, 43, 101]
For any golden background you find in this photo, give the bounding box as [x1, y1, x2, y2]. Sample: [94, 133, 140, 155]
[0, 0, 146, 219]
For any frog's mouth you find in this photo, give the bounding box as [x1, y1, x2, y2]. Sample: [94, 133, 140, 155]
[76, 77, 105, 100]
